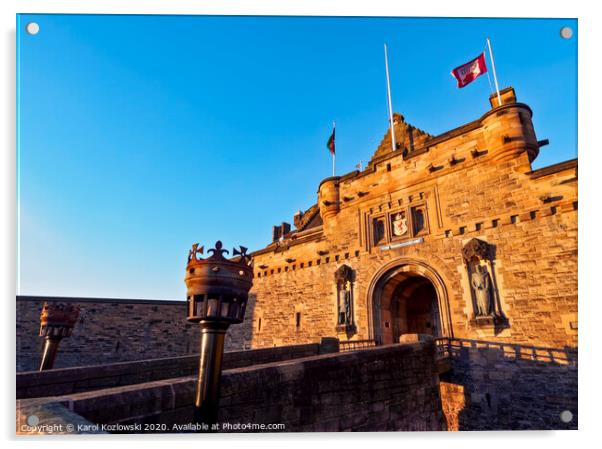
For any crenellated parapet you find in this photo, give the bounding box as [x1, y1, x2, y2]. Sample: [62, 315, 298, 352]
[259, 87, 566, 263]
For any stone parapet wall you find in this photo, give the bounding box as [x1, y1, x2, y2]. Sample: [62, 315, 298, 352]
[438, 338, 577, 430]
[16, 296, 252, 372]
[17, 340, 446, 433]
[17, 342, 327, 399]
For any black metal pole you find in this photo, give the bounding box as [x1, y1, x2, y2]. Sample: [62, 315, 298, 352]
[193, 321, 229, 430]
[39, 337, 62, 371]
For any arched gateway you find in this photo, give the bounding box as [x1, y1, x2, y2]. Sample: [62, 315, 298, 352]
[367, 259, 453, 344]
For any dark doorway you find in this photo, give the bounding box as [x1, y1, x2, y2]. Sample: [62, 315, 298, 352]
[378, 274, 440, 344]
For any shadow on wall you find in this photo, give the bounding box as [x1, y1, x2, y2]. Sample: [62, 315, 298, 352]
[238, 292, 256, 350]
[438, 338, 577, 431]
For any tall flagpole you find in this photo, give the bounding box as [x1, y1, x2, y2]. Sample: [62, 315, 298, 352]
[384, 44, 397, 152]
[486, 37, 502, 107]
[332, 121, 336, 177]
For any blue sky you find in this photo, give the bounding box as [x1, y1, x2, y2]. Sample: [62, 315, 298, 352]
[17, 15, 577, 300]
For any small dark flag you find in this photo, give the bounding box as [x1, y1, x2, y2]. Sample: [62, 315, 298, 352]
[327, 125, 335, 155]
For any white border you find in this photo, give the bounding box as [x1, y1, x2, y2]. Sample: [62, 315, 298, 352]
[2, 1, 600, 448]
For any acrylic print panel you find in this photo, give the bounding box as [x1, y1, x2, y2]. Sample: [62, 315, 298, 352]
[16, 14, 577, 433]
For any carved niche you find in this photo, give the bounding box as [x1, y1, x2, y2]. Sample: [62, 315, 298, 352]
[462, 238, 490, 263]
[335, 265, 356, 334]
[462, 238, 507, 328]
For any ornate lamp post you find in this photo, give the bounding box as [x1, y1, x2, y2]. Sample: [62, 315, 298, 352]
[184, 241, 253, 429]
[38, 302, 80, 371]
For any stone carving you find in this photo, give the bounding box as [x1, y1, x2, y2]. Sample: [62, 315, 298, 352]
[471, 265, 493, 316]
[392, 212, 408, 236]
[342, 281, 352, 325]
[335, 265, 355, 330]
[462, 238, 489, 263]
[462, 238, 505, 322]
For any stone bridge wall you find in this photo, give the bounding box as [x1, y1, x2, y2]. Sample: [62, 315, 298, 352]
[17, 341, 334, 399]
[438, 338, 577, 430]
[17, 339, 445, 433]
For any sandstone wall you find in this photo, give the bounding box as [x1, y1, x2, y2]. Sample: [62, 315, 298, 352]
[438, 338, 577, 430]
[18, 340, 446, 433]
[16, 296, 253, 372]
[249, 157, 577, 349]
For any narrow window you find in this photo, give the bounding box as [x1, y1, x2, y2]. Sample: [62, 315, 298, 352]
[295, 312, 301, 328]
[412, 207, 426, 234]
[373, 218, 386, 244]
[258, 318, 262, 332]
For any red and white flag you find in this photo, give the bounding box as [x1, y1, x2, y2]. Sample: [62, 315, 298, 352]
[451, 53, 488, 88]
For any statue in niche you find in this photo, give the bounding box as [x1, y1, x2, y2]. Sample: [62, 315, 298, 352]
[462, 238, 505, 321]
[471, 264, 493, 316]
[343, 281, 352, 325]
[335, 265, 355, 330]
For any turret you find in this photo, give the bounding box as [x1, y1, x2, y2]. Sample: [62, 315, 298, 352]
[317, 176, 340, 222]
[481, 87, 539, 162]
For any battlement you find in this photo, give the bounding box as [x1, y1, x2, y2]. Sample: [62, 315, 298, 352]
[265, 87, 549, 245]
